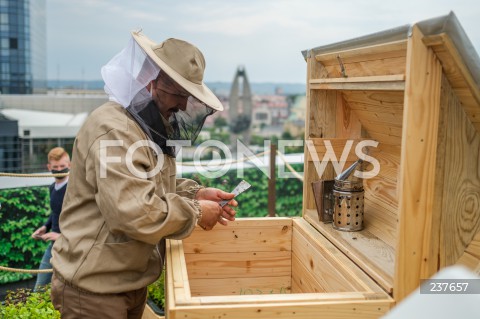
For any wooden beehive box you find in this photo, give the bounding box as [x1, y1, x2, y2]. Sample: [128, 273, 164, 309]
[164, 12, 480, 318]
[166, 218, 393, 318]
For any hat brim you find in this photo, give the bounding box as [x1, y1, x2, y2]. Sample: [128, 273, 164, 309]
[131, 31, 223, 112]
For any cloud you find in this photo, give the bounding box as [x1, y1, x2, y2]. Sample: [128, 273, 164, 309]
[46, 0, 480, 82]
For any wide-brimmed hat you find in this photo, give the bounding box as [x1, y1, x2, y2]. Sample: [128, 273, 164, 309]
[131, 31, 223, 111]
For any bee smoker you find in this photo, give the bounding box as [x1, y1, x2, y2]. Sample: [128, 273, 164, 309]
[332, 159, 364, 231]
[312, 159, 365, 231]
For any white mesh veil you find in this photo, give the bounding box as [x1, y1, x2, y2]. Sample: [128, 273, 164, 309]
[101, 36, 216, 158]
[101, 37, 159, 108]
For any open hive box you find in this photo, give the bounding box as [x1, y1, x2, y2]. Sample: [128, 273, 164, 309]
[164, 12, 480, 319]
[166, 218, 392, 318]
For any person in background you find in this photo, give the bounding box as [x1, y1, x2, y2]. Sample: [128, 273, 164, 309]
[31, 146, 70, 291]
[50, 31, 237, 319]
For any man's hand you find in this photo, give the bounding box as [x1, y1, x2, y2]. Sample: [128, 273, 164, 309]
[41, 232, 60, 242]
[197, 199, 236, 231]
[196, 187, 237, 223]
[196, 187, 236, 203]
[31, 225, 47, 240]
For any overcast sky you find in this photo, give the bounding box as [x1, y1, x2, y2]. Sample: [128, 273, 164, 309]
[47, 0, 480, 83]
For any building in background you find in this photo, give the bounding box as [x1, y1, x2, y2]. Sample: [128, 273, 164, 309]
[0, 0, 46, 94]
[0, 90, 106, 172]
[252, 94, 289, 127]
[0, 112, 21, 172]
[0, 108, 88, 172]
[283, 94, 306, 137]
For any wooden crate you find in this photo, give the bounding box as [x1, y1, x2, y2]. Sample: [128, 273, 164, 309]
[165, 13, 480, 318]
[166, 218, 393, 318]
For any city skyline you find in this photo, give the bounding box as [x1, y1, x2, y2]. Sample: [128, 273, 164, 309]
[47, 0, 480, 83]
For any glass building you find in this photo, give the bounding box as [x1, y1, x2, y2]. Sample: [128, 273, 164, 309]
[0, 112, 21, 172]
[0, 0, 46, 94]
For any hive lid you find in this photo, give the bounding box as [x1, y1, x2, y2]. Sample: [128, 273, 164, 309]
[302, 11, 480, 90]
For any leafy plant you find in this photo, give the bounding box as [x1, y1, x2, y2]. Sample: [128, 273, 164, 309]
[0, 187, 50, 284]
[0, 286, 60, 318]
[186, 164, 304, 217]
[147, 270, 165, 310]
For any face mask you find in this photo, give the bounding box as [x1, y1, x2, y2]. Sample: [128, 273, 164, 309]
[51, 167, 70, 179]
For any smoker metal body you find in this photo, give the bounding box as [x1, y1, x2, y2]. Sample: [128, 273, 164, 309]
[312, 160, 365, 231]
[332, 179, 364, 231]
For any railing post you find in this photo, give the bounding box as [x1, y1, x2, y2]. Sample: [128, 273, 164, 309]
[268, 143, 276, 217]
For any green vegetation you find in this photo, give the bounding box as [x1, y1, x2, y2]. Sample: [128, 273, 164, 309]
[213, 116, 228, 128]
[186, 164, 303, 217]
[0, 187, 50, 284]
[0, 286, 60, 319]
[147, 270, 165, 310]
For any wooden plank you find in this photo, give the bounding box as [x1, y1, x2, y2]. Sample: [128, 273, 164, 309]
[188, 291, 390, 305]
[165, 242, 175, 315]
[164, 301, 392, 319]
[352, 118, 402, 138]
[423, 33, 480, 106]
[438, 76, 480, 267]
[368, 144, 401, 182]
[292, 227, 361, 293]
[456, 252, 480, 275]
[142, 304, 165, 319]
[307, 90, 338, 138]
[306, 138, 368, 164]
[171, 300, 392, 319]
[431, 74, 449, 278]
[310, 81, 404, 91]
[189, 276, 292, 296]
[304, 209, 395, 294]
[343, 90, 404, 145]
[303, 53, 327, 212]
[315, 40, 408, 64]
[464, 232, 480, 260]
[336, 92, 363, 139]
[395, 26, 443, 301]
[342, 90, 404, 107]
[183, 218, 292, 254]
[169, 239, 191, 302]
[319, 48, 407, 67]
[364, 131, 401, 146]
[305, 51, 330, 138]
[322, 56, 406, 79]
[303, 54, 337, 215]
[363, 178, 398, 249]
[423, 36, 465, 84]
[363, 199, 398, 248]
[363, 177, 398, 214]
[165, 240, 186, 317]
[423, 34, 480, 137]
[310, 74, 405, 84]
[185, 251, 292, 279]
[291, 253, 327, 294]
[191, 217, 294, 228]
[456, 231, 480, 274]
[303, 161, 321, 211]
[350, 108, 403, 127]
[362, 146, 400, 248]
